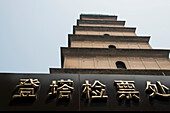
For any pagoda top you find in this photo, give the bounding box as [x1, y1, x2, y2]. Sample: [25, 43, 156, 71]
[80, 13, 117, 17]
[80, 14, 117, 21]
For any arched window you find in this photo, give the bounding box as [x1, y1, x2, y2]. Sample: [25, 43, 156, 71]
[116, 61, 127, 69]
[104, 34, 110, 37]
[108, 45, 116, 49]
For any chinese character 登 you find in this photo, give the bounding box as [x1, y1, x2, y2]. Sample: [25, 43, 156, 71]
[82, 80, 108, 102]
[114, 80, 140, 102]
[48, 79, 74, 100]
[12, 78, 40, 99]
[145, 81, 170, 99]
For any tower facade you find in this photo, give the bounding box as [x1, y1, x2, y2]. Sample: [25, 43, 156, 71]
[51, 14, 170, 74]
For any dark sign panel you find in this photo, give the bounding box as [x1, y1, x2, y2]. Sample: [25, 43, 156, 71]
[0, 73, 170, 111]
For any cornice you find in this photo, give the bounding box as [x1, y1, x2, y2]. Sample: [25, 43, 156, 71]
[50, 68, 170, 75]
[61, 47, 170, 57]
[73, 26, 136, 34]
[80, 14, 117, 20]
[77, 19, 125, 26]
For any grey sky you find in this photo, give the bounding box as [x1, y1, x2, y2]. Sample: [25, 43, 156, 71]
[0, 0, 170, 73]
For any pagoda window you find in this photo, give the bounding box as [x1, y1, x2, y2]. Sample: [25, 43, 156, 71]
[109, 45, 116, 49]
[116, 61, 127, 69]
[104, 34, 110, 37]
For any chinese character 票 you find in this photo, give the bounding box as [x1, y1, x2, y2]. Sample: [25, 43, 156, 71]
[12, 79, 40, 99]
[145, 81, 170, 99]
[82, 80, 108, 102]
[48, 79, 74, 100]
[114, 80, 140, 102]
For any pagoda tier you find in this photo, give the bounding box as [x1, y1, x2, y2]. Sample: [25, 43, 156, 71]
[61, 47, 170, 70]
[77, 20, 125, 27]
[73, 26, 136, 36]
[68, 34, 151, 49]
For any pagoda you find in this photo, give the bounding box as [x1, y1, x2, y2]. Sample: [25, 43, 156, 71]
[50, 14, 170, 75]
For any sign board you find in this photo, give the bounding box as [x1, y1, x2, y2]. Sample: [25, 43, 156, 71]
[0, 73, 170, 111]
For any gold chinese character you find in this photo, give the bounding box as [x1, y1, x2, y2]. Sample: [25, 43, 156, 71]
[48, 79, 74, 100]
[145, 81, 170, 99]
[13, 78, 40, 99]
[82, 80, 92, 100]
[82, 80, 108, 102]
[48, 81, 58, 96]
[114, 80, 140, 102]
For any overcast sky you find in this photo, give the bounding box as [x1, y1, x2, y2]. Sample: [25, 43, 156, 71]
[0, 0, 170, 73]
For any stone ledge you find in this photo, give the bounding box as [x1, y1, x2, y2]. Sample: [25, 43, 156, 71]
[73, 26, 136, 33]
[49, 68, 170, 76]
[61, 47, 170, 57]
[77, 19, 125, 25]
[80, 14, 117, 20]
